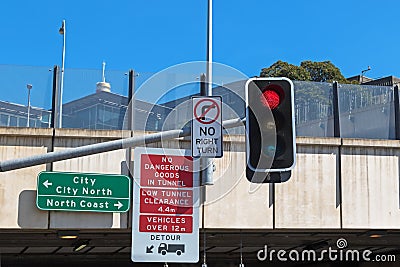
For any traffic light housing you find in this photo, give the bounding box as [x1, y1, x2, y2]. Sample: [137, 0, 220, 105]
[245, 77, 296, 183]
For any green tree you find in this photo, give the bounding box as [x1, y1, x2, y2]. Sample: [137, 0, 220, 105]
[260, 60, 311, 81]
[300, 60, 348, 83]
[261, 60, 347, 116]
[260, 60, 349, 83]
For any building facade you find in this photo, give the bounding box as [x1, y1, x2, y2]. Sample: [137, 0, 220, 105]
[0, 100, 51, 128]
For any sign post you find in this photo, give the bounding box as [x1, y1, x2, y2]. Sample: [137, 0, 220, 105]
[36, 171, 130, 212]
[191, 96, 223, 158]
[132, 147, 200, 263]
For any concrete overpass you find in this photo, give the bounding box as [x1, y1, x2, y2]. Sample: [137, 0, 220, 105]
[0, 127, 400, 266]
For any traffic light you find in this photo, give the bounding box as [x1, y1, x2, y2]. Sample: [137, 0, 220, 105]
[245, 77, 296, 183]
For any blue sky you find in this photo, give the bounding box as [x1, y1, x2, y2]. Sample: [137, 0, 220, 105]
[0, 0, 399, 106]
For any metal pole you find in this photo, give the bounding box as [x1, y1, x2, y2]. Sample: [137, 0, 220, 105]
[27, 89, 30, 127]
[26, 84, 32, 127]
[50, 65, 60, 129]
[200, 0, 214, 186]
[206, 0, 212, 96]
[200, 73, 207, 96]
[59, 20, 66, 128]
[128, 70, 135, 131]
[199, 73, 213, 185]
[126, 69, 135, 176]
[332, 81, 340, 138]
[0, 118, 244, 172]
[394, 85, 400, 140]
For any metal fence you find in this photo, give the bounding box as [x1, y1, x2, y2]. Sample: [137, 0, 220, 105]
[0, 64, 397, 140]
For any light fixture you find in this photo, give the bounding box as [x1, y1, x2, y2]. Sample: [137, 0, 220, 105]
[58, 19, 66, 128]
[73, 240, 89, 252]
[59, 21, 65, 35]
[361, 66, 372, 84]
[367, 230, 387, 238]
[369, 234, 382, 238]
[57, 230, 79, 239]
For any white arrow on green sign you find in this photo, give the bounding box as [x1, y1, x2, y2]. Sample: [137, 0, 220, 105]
[36, 171, 131, 213]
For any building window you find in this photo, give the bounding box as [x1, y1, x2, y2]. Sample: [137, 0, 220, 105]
[29, 119, 36, 127]
[9, 116, 17, 127]
[0, 114, 8, 126]
[19, 117, 27, 127]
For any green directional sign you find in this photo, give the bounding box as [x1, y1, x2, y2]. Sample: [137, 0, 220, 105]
[36, 171, 131, 213]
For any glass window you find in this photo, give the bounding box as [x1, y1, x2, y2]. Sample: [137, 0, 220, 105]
[97, 105, 105, 123]
[89, 106, 96, 126]
[41, 114, 51, 125]
[0, 114, 9, 126]
[9, 116, 17, 126]
[29, 119, 36, 127]
[104, 106, 112, 123]
[70, 108, 91, 128]
[19, 117, 27, 127]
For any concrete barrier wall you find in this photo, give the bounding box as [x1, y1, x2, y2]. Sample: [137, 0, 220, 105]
[275, 138, 341, 229]
[0, 128, 51, 229]
[50, 129, 129, 229]
[0, 127, 400, 230]
[341, 139, 400, 228]
[204, 138, 273, 229]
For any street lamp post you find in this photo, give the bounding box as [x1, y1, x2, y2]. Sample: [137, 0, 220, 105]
[26, 84, 33, 127]
[58, 20, 66, 128]
[361, 66, 371, 84]
[206, 0, 212, 96]
[200, 0, 214, 187]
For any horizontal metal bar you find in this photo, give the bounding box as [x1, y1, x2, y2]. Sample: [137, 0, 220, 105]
[0, 118, 244, 172]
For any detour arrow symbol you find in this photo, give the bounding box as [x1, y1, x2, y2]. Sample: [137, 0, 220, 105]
[146, 245, 154, 253]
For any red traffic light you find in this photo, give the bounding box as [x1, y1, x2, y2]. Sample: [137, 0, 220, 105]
[245, 77, 296, 183]
[260, 84, 285, 110]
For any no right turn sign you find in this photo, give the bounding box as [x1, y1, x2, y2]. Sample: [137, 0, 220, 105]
[191, 96, 223, 158]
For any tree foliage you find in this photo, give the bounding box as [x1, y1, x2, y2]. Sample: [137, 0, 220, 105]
[260, 60, 349, 83]
[300, 61, 348, 83]
[260, 60, 311, 81]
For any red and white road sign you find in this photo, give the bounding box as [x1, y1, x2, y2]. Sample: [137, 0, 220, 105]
[132, 147, 200, 263]
[191, 96, 223, 158]
[194, 98, 221, 124]
[139, 215, 193, 233]
[140, 154, 194, 188]
[140, 188, 194, 215]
